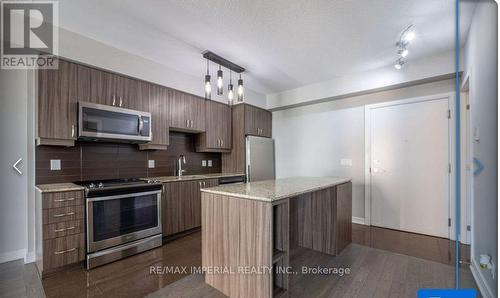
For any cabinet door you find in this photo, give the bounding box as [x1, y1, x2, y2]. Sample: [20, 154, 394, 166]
[162, 182, 181, 236]
[148, 84, 169, 146]
[219, 104, 232, 149]
[89, 68, 114, 106]
[113, 75, 139, 109]
[205, 101, 222, 148]
[259, 109, 272, 137]
[182, 180, 201, 230]
[244, 104, 259, 136]
[38, 59, 77, 142]
[185, 94, 205, 131]
[168, 89, 188, 129]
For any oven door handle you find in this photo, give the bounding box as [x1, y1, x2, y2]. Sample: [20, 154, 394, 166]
[86, 190, 161, 202]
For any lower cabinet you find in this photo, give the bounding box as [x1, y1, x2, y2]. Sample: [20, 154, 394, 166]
[162, 178, 219, 236]
[35, 189, 85, 276]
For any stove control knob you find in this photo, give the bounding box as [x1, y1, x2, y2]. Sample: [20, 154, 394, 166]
[89, 183, 95, 189]
[98, 182, 104, 188]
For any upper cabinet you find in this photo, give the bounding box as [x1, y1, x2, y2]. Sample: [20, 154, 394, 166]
[37, 59, 78, 146]
[169, 91, 205, 132]
[139, 83, 169, 150]
[244, 104, 272, 137]
[196, 100, 232, 152]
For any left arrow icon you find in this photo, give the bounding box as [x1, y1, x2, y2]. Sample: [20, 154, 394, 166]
[13, 158, 22, 175]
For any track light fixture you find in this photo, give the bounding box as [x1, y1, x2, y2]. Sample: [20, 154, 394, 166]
[217, 65, 223, 95]
[394, 25, 415, 70]
[205, 59, 211, 99]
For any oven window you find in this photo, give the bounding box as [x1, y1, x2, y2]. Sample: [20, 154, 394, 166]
[92, 193, 158, 242]
[82, 107, 139, 136]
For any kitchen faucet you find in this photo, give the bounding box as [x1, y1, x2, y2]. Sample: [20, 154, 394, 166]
[177, 155, 186, 177]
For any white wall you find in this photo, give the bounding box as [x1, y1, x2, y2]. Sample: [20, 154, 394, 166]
[273, 79, 455, 219]
[267, 50, 458, 110]
[0, 69, 29, 262]
[58, 27, 266, 108]
[462, 1, 497, 296]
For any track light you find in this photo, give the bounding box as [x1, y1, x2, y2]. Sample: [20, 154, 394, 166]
[399, 48, 409, 58]
[237, 73, 244, 102]
[217, 65, 223, 95]
[228, 71, 234, 104]
[205, 59, 211, 99]
[394, 59, 405, 70]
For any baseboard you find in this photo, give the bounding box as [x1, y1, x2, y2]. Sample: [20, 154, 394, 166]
[0, 249, 27, 264]
[470, 258, 494, 298]
[24, 251, 36, 264]
[352, 216, 366, 225]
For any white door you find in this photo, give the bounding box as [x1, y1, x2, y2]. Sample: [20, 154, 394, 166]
[370, 98, 450, 238]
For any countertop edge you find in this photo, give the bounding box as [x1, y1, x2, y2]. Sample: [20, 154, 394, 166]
[35, 184, 85, 193]
[200, 178, 352, 202]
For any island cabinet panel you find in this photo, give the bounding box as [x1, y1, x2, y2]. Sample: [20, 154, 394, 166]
[335, 182, 353, 253]
[202, 192, 273, 298]
[169, 90, 205, 132]
[139, 83, 169, 150]
[37, 59, 78, 146]
[196, 100, 232, 152]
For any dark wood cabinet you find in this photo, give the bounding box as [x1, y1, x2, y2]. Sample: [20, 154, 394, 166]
[196, 100, 232, 152]
[161, 178, 219, 236]
[139, 83, 169, 150]
[222, 103, 272, 174]
[37, 59, 78, 146]
[244, 104, 272, 137]
[169, 90, 205, 132]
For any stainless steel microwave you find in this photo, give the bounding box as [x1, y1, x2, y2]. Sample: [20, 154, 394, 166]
[78, 102, 152, 143]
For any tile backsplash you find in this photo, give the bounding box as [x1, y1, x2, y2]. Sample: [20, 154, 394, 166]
[36, 132, 222, 184]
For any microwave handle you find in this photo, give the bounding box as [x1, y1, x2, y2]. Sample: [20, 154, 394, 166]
[138, 116, 144, 136]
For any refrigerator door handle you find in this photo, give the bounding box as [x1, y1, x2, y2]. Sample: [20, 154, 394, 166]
[247, 164, 251, 182]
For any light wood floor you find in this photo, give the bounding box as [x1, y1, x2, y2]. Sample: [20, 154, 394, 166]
[0, 225, 478, 298]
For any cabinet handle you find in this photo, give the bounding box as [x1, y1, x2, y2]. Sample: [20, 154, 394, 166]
[54, 226, 75, 233]
[54, 197, 75, 203]
[54, 247, 77, 255]
[221, 139, 223, 147]
[71, 125, 75, 138]
[53, 212, 75, 218]
[190, 120, 194, 128]
[199, 181, 202, 187]
[186, 119, 189, 128]
[112, 95, 116, 106]
[119, 97, 123, 107]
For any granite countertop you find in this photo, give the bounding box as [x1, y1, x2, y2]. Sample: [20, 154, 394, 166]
[35, 183, 85, 193]
[200, 176, 351, 202]
[148, 173, 245, 183]
[35, 173, 245, 193]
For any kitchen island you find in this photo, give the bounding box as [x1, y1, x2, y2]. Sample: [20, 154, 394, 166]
[200, 177, 352, 298]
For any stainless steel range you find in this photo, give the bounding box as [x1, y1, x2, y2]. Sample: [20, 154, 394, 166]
[76, 178, 162, 269]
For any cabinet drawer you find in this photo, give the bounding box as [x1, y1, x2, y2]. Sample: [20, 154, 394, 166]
[43, 206, 84, 224]
[43, 219, 84, 240]
[42, 191, 83, 209]
[43, 233, 85, 270]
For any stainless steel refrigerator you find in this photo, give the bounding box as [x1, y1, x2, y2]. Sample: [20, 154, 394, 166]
[245, 136, 275, 182]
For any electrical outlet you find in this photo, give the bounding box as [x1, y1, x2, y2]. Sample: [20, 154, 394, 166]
[148, 160, 155, 169]
[208, 160, 212, 167]
[202, 160, 207, 167]
[50, 160, 61, 171]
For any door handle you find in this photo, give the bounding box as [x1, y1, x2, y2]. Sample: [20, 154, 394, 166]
[138, 116, 144, 136]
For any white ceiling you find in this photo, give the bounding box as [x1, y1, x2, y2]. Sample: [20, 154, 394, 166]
[58, 0, 475, 95]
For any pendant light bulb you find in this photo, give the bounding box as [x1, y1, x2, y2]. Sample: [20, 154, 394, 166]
[204, 60, 211, 99]
[237, 74, 244, 102]
[217, 66, 223, 95]
[227, 71, 234, 104]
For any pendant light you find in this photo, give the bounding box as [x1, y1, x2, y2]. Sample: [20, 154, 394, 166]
[227, 70, 234, 105]
[237, 73, 244, 102]
[204, 59, 211, 99]
[217, 65, 223, 95]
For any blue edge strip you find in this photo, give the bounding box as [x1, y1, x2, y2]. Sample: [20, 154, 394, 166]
[455, 0, 460, 289]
